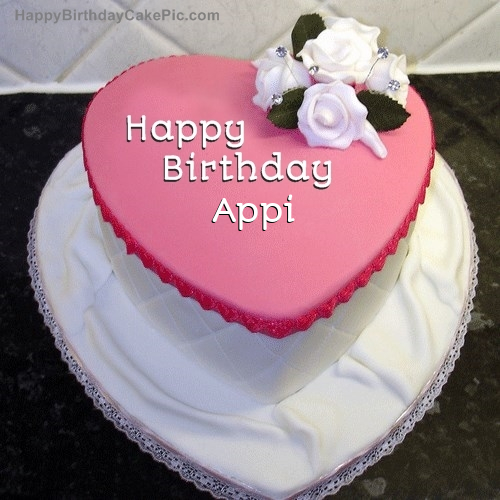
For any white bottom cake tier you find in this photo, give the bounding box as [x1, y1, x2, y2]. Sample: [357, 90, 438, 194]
[29, 145, 477, 500]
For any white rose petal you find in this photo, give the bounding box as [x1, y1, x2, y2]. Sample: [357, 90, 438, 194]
[298, 17, 380, 85]
[366, 53, 410, 106]
[252, 48, 312, 111]
[360, 120, 389, 159]
[297, 81, 387, 158]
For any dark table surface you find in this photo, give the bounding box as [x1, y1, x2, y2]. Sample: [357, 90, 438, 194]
[1, 73, 499, 499]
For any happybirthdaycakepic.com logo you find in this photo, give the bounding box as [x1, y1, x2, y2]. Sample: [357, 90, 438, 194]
[13, 8, 220, 24]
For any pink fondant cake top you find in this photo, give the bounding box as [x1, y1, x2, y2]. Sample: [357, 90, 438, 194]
[82, 55, 434, 338]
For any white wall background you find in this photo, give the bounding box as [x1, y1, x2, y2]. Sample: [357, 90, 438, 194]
[1, 0, 498, 93]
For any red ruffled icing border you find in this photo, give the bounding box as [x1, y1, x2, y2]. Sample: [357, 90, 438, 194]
[82, 62, 435, 339]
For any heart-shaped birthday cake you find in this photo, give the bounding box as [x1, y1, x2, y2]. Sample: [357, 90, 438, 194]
[82, 55, 433, 338]
[30, 13, 478, 499]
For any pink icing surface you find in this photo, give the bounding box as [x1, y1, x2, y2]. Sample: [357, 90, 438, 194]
[82, 55, 434, 338]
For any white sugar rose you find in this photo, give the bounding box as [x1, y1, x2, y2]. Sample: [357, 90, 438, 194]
[298, 17, 379, 85]
[252, 48, 312, 111]
[297, 81, 387, 158]
[366, 53, 410, 106]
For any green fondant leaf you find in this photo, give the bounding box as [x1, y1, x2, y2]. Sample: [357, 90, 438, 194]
[357, 90, 411, 132]
[267, 87, 306, 129]
[291, 13, 326, 61]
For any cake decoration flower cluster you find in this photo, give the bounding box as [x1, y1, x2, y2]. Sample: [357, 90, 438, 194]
[252, 14, 410, 158]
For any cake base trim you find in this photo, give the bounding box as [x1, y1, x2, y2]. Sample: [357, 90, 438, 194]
[28, 146, 477, 499]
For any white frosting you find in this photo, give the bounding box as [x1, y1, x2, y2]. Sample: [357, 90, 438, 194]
[30, 146, 475, 499]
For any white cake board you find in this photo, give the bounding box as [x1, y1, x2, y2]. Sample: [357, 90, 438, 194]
[28, 145, 478, 499]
